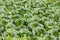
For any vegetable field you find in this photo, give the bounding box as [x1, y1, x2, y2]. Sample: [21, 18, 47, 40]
[0, 0, 60, 40]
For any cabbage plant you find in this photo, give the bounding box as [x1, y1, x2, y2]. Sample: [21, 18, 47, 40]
[0, 0, 60, 40]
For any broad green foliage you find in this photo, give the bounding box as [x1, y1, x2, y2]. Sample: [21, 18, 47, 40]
[0, 0, 60, 40]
